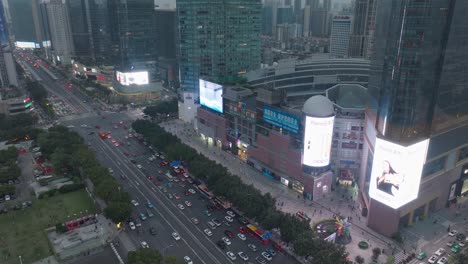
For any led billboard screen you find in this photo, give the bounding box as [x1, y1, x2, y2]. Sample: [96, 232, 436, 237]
[263, 106, 299, 134]
[369, 138, 429, 209]
[116, 71, 149, 86]
[303, 116, 335, 167]
[15, 41, 37, 49]
[199, 79, 223, 113]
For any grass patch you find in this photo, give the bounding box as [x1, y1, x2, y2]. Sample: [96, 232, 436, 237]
[0, 190, 96, 264]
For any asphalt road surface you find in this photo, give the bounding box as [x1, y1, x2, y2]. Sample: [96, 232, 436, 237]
[62, 112, 298, 264]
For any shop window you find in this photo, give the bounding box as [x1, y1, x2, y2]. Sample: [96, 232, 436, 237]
[422, 156, 446, 177]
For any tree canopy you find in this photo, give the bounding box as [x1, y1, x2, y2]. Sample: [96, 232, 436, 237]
[127, 248, 163, 264]
[143, 99, 178, 118]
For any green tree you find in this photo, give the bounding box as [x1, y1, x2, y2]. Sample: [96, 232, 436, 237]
[127, 248, 163, 264]
[164, 255, 184, 264]
[293, 232, 315, 257]
[104, 202, 132, 223]
[372, 247, 382, 261]
[355, 255, 365, 264]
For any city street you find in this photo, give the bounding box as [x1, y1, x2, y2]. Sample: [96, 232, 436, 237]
[61, 112, 297, 264]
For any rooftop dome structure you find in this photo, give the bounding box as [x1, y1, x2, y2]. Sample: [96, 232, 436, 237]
[302, 95, 334, 117]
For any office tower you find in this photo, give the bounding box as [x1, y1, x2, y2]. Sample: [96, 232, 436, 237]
[177, 0, 261, 94]
[154, 3, 176, 60]
[115, 0, 157, 79]
[330, 16, 352, 58]
[262, 5, 274, 36]
[7, 0, 35, 42]
[0, 0, 18, 91]
[87, 0, 116, 64]
[67, 0, 93, 59]
[44, 0, 75, 64]
[302, 6, 311, 37]
[361, 0, 468, 236]
[293, 0, 301, 22]
[348, 0, 378, 58]
[276, 6, 294, 24]
[303, 0, 330, 38]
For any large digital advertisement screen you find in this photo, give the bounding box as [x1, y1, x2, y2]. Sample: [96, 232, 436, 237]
[199, 79, 223, 113]
[303, 116, 335, 167]
[116, 71, 149, 86]
[263, 106, 299, 134]
[369, 138, 429, 209]
[15, 41, 37, 49]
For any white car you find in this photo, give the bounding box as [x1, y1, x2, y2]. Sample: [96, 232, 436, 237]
[435, 248, 446, 256]
[458, 241, 466, 247]
[140, 241, 149, 248]
[172, 232, 181, 241]
[226, 210, 236, 217]
[222, 236, 231, 245]
[204, 229, 213, 237]
[178, 204, 185, 210]
[237, 233, 246, 240]
[238, 251, 249, 261]
[248, 243, 258, 252]
[225, 215, 234, 222]
[226, 251, 236, 261]
[428, 255, 438, 264]
[437, 257, 448, 264]
[129, 222, 136, 230]
[261, 251, 272, 261]
[136, 164, 142, 169]
[131, 200, 139, 206]
[183, 256, 193, 264]
[185, 201, 192, 207]
[448, 230, 457, 237]
[188, 188, 196, 194]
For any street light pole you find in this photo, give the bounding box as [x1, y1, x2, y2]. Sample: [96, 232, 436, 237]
[19, 255, 23, 264]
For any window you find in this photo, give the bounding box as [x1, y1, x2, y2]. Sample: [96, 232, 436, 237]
[422, 156, 446, 177]
[458, 146, 468, 162]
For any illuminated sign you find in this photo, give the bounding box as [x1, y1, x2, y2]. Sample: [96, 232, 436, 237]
[116, 71, 149, 86]
[15, 41, 37, 49]
[369, 138, 429, 209]
[24, 102, 32, 108]
[303, 116, 335, 167]
[23, 97, 31, 103]
[199, 79, 223, 113]
[263, 106, 299, 134]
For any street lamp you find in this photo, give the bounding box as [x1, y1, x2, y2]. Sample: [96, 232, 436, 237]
[19, 255, 23, 264]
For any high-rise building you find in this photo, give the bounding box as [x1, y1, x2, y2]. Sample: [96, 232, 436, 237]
[154, 2, 176, 60]
[0, 0, 18, 92]
[7, 0, 35, 42]
[87, 0, 117, 64]
[330, 16, 352, 58]
[348, 0, 378, 58]
[361, 0, 468, 236]
[177, 0, 261, 95]
[44, 0, 75, 64]
[303, 0, 330, 38]
[67, 0, 93, 59]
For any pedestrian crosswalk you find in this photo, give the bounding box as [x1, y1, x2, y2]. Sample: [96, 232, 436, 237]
[392, 251, 419, 264]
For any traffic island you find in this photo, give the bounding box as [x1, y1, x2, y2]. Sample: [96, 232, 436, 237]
[313, 218, 352, 245]
[358, 241, 369, 249]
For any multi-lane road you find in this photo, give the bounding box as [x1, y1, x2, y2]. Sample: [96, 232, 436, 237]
[61, 112, 297, 264]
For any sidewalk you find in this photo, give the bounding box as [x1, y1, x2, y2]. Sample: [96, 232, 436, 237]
[160, 119, 397, 263]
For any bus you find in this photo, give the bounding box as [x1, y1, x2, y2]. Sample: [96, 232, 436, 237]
[197, 184, 214, 200]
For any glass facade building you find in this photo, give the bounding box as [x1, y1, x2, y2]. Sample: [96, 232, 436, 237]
[177, 0, 261, 94]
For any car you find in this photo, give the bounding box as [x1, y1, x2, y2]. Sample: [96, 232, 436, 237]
[162, 187, 168, 193]
[4, 195, 10, 201]
[147, 210, 154, 218]
[185, 201, 192, 207]
[139, 213, 147, 221]
[131, 200, 139, 206]
[174, 194, 181, 200]
[223, 220, 231, 227]
[160, 161, 169, 166]
[451, 244, 461, 253]
[416, 251, 427, 260]
[255, 256, 266, 264]
[446, 241, 455, 247]
[108, 168, 114, 173]
[456, 233, 466, 241]
[207, 221, 217, 230]
[226, 210, 236, 217]
[238, 251, 249, 261]
[203, 210, 212, 217]
[238, 216, 249, 225]
[129, 222, 136, 230]
[266, 248, 276, 256]
[204, 229, 213, 236]
[147, 175, 153, 180]
[226, 251, 236, 261]
[237, 233, 246, 240]
[222, 236, 231, 245]
[217, 240, 226, 249]
[212, 218, 221, 226]
[135, 220, 142, 228]
[177, 204, 185, 210]
[179, 182, 186, 188]
[140, 241, 149, 248]
[183, 256, 193, 264]
[172, 232, 181, 240]
[188, 188, 196, 194]
[239, 226, 247, 233]
[168, 193, 173, 199]
[225, 216, 234, 222]
[248, 243, 258, 252]
[136, 164, 142, 169]
[458, 241, 466, 247]
[191, 217, 199, 225]
[449, 230, 458, 237]
[437, 257, 448, 264]
[149, 227, 157, 236]
[261, 251, 272, 261]
[225, 230, 234, 238]
[185, 191, 191, 196]
[435, 248, 446, 256]
[146, 201, 154, 208]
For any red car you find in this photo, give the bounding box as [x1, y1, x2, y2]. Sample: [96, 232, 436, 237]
[185, 191, 191, 196]
[174, 194, 181, 200]
[95, 125, 100, 129]
[239, 227, 247, 233]
[147, 175, 153, 180]
[160, 161, 169, 166]
[225, 230, 234, 238]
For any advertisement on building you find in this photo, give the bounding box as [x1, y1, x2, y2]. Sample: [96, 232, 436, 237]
[369, 138, 430, 209]
[303, 116, 335, 167]
[15, 41, 37, 49]
[116, 71, 149, 86]
[263, 106, 300, 134]
[199, 79, 223, 113]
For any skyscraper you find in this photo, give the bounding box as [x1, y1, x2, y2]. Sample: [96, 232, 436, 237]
[348, 0, 377, 58]
[67, 0, 93, 59]
[0, 0, 18, 91]
[330, 16, 352, 58]
[361, 0, 468, 236]
[177, 0, 261, 94]
[44, 0, 75, 64]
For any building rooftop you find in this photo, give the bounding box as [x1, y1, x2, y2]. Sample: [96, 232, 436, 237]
[326, 84, 367, 110]
[302, 95, 334, 117]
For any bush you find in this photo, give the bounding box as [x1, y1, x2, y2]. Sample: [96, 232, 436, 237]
[55, 223, 67, 233]
[58, 183, 85, 194]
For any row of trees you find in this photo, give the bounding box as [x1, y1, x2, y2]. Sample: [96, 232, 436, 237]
[0, 147, 21, 184]
[143, 99, 178, 118]
[0, 113, 40, 142]
[127, 248, 185, 264]
[36, 126, 131, 223]
[25, 80, 54, 116]
[132, 120, 348, 263]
